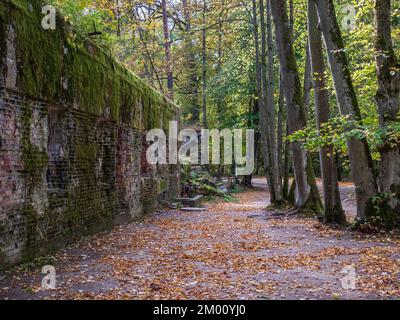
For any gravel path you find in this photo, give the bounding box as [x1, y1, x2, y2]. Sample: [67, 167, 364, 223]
[1, 178, 399, 300]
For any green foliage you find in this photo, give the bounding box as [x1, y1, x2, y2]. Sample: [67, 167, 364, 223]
[286, 115, 350, 154]
[287, 113, 400, 162]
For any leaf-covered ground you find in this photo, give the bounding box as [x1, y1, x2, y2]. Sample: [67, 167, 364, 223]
[1, 178, 399, 300]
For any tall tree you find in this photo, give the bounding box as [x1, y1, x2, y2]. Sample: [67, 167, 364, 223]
[266, 0, 283, 203]
[161, 0, 174, 99]
[277, 74, 285, 184]
[270, 0, 322, 213]
[202, 0, 208, 128]
[181, 0, 200, 123]
[253, 0, 273, 197]
[308, 0, 345, 224]
[374, 0, 400, 218]
[258, 0, 282, 204]
[313, 0, 378, 219]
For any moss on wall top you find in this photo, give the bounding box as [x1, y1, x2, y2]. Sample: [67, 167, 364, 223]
[0, 0, 178, 130]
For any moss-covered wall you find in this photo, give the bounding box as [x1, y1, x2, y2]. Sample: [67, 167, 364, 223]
[0, 0, 178, 130]
[0, 0, 180, 268]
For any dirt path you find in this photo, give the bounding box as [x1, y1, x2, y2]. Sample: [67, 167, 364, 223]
[1, 178, 399, 300]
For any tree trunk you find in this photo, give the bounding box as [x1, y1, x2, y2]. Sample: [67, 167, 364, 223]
[259, 0, 283, 204]
[244, 97, 256, 187]
[303, 42, 312, 112]
[266, 0, 283, 203]
[308, 0, 345, 224]
[182, 0, 200, 123]
[253, 0, 274, 199]
[277, 73, 284, 183]
[270, 0, 322, 213]
[289, 0, 294, 32]
[313, 0, 378, 219]
[259, 0, 274, 199]
[202, 0, 208, 129]
[161, 0, 173, 100]
[374, 0, 400, 222]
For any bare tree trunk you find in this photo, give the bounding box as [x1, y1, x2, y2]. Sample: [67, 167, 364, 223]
[216, 0, 224, 126]
[266, 0, 283, 203]
[308, 0, 345, 224]
[182, 0, 200, 122]
[161, 0, 173, 100]
[283, 129, 291, 199]
[277, 74, 284, 182]
[284, 0, 293, 202]
[244, 98, 256, 187]
[252, 0, 274, 198]
[313, 0, 378, 219]
[303, 42, 312, 112]
[336, 151, 342, 182]
[259, 0, 274, 197]
[202, 0, 207, 129]
[270, 0, 322, 213]
[259, 0, 283, 204]
[252, 91, 261, 182]
[374, 0, 400, 221]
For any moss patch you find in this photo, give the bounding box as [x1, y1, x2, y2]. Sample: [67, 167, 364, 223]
[1, 0, 179, 131]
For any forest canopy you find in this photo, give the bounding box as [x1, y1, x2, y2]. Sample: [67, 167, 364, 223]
[49, 0, 400, 228]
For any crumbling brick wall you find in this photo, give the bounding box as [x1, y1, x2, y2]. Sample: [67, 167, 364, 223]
[0, 0, 180, 267]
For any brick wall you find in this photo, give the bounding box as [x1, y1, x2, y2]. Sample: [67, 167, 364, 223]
[0, 0, 180, 267]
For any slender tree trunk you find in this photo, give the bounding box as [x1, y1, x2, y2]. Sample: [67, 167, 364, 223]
[161, 0, 173, 99]
[336, 151, 342, 182]
[303, 42, 312, 112]
[266, 0, 283, 203]
[284, 0, 293, 202]
[252, 0, 274, 198]
[308, 0, 345, 224]
[202, 0, 207, 129]
[283, 125, 291, 200]
[374, 0, 400, 220]
[270, 0, 322, 213]
[182, 0, 200, 122]
[259, 0, 282, 203]
[277, 74, 284, 182]
[252, 91, 260, 181]
[244, 98, 255, 187]
[313, 0, 378, 219]
[216, 0, 224, 126]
